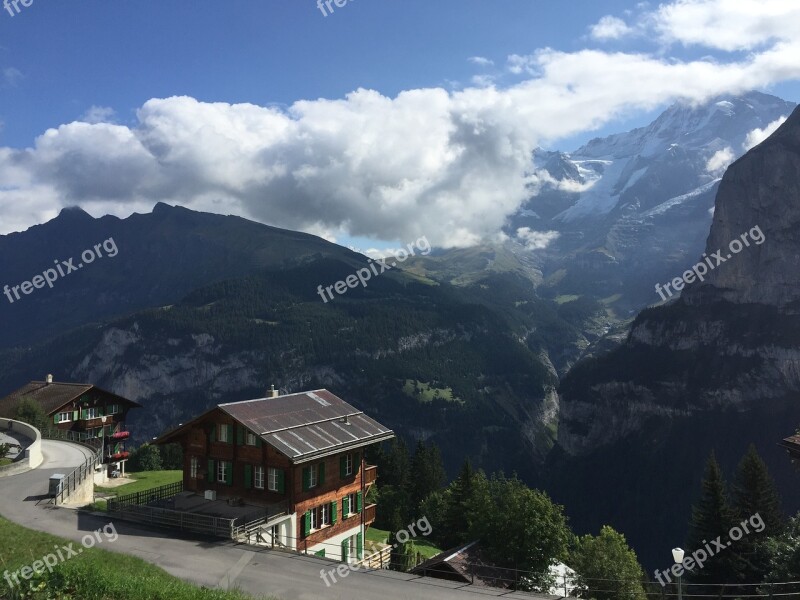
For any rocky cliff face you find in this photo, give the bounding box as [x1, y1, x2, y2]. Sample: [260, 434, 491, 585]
[558, 104, 800, 456]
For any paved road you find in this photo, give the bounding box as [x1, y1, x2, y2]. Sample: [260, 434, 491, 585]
[0, 440, 555, 600]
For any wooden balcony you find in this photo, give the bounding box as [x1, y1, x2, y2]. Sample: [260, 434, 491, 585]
[364, 465, 377, 487]
[363, 503, 377, 525]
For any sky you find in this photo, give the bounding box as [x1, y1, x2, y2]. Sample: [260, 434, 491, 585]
[1, 0, 799, 251]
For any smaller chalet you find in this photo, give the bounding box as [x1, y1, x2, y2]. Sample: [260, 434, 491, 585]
[155, 387, 394, 562]
[0, 375, 140, 474]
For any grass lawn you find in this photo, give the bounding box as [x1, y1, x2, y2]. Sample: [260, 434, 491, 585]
[95, 470, 182, 496]
[366, 527, 442, 560]
[0, 458, 12, 467]
[0, 515, 268, 599]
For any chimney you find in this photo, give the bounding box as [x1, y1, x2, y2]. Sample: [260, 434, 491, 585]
[45, 374, 53, 385]
[268, 384, 279, 398]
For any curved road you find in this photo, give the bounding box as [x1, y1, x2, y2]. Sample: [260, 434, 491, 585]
[1, 441, 553, 600]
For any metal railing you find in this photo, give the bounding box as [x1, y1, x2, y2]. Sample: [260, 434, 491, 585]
[41, 428, 103, 505]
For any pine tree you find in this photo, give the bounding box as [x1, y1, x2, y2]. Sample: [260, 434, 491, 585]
[730, 444, 785, 583]
[687, 451, 737, 585]
[732, 444, 783, 532]
[410, 440, 446, 510]
[441, 460, 476, 548]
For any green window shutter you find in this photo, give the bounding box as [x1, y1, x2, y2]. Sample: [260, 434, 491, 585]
[53, 414, 59, 425]
[237, 426, 244, 446]
[342, 496, 349, 517]
[277, 469, 285, 494]
[340, 455, 347, 478]
[303, 511, 311, 537]
[207, 459, 215, 483]
[319, 461, 325, 485]
[81, 409, 87, 420]
[302, 466, 310, 491]
[209, 426, 216, 443]
[98, 407, 104, 417]
[225, 462, 232, 485]
[355, 452, 360, 472]
[73, 410, 78, 421]
[356, 491, 363, 512]
[357, 532, 363, 560]
[315, 549, 325, 558]
[255, 436, 262, 448]
[227, 425, 233, 444]
[244, 465, 252, 489]
[341, 540, 349, 563]
[331, 500, 337, 525]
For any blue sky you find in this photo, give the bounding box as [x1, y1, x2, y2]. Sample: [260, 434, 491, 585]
[1, 0, 799, 249]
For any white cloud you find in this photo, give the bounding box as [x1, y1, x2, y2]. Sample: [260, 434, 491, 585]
[654, 0, 800, 51]
[81, 106, 117, 124]
[589, 16, 634, 41]
[3, 67, 23, 87]
[706, 147, 735, 173]
[743, 115, 788, 150]
[468, 56, 494, 67]
[516, 228, 560, 250]
[1, 0, 800, 246]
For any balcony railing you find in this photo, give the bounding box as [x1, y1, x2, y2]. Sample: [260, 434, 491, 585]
[363, 503, 377, 524]
[364, 465, 377, 486]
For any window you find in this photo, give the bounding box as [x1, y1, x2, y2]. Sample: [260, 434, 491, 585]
[84, 407, 99, 420]
[218, 424, 229, 443]
[344, 453, 353, 476]
[246, 431, 257, 446]
[254, 466, 264, 489]
[347, 492, 357, 515]
[106, 404, 120, 415]
[217, 461, 229, 483]
[310, 504, 332, 531]
[86, 426, 103, 439]
[308, 464, 318, 488]
[190, 457, 198, 479]
[56, 412, 71, 423]
[268, 467, 280, 492]
[310, 506, 319, 530]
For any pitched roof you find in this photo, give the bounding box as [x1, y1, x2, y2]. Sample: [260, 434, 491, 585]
[220, 389, 394, 463]
[0, 381, 140, 419]
[157, 389, 394, 463]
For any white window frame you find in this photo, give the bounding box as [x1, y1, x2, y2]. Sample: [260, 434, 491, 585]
[347, 492, 357, 515]
[308, 464, 318, 488]
[345, 453, 354, 476]
[254, 465, 265, 490]
[106, 404, 120, 415]
[217, 461, 228, 483]
[310, 507, 319, 530]
[84, 407, 99, 420]
[56, 412, 71, 423]
[87, 426, 103, 439]
[190, 457, 198, 479]
[218, 424, 229, 443]
[268, 467, 280, 492]
[349, 534, 357, 556]
[246, 431, 257, 446]
[321, 503, 330, 526]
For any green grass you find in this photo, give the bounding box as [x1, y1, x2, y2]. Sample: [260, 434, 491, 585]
[0, 515, 267, 599]
[553, 294, 580, 305]
[366, 527, 442, 560]
[95, 470, 182, 496]
[0, 458, 12, 467]
[401, 379, 463, 405]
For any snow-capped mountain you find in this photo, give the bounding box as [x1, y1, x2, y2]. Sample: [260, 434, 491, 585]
[512, 91, 797, 311]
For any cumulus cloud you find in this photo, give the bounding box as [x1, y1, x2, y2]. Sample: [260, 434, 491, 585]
[589, 16, 634, 41]
[516, 227, 560, 250]
[3, 67, 23, 87]
[743, 115, 788, 150]
[81, 106, 117, 124]
[468, 56, 494, 67]
[706, 147, 735, 173]
[1, 0, 800, 246]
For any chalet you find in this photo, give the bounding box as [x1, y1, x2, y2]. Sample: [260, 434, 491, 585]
[779, 433, 800, 463]
[0, 375, 140, 475]
[154, 387, 394, 562]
